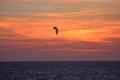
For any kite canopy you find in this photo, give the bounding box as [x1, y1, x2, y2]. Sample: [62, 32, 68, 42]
[53, 26, 59, 35]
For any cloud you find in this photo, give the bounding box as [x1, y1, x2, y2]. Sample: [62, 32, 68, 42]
[1, 0, 40, 2]
[1, 37, 119, 61]
[1, 8, 120, 21]
[0, 27, 119, 61]
[52, 0, 119, 3]
[0, 27, 24, 39]
[1, 0, 119, 15]
[2, 0, 119, 3]
[62, 26, 120, 43]
[0, 17, 120, 44]
[0, 0, 120, 61]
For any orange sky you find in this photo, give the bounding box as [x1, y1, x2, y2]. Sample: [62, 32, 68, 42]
[0, 0, 120, 61]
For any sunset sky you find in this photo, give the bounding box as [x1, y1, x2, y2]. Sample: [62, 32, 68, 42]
[0, 0, 120, 61]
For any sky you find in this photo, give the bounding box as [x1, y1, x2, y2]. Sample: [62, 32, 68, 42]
[0, 0, 120, 61]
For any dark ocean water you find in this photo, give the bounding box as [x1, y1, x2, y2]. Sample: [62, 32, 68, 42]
[0, 61, 120, 80]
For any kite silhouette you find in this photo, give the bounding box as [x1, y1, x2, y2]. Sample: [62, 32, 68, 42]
[53, 26, 59, 35]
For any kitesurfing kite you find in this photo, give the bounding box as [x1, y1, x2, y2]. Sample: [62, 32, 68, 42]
[53, 26, 59, 35]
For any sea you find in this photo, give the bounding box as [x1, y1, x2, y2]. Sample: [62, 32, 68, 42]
[0, 61, 120, 80]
